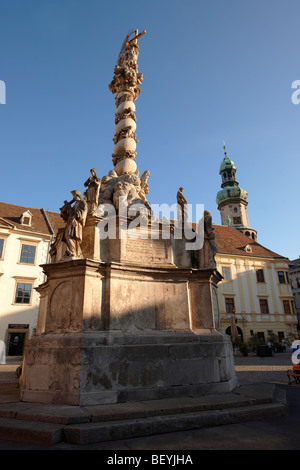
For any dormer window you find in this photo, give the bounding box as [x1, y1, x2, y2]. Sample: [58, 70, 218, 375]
[20, 210, 32, 227]
[244, 244, 252, 253]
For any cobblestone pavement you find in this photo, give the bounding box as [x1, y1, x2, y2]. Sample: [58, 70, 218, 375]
[233, 351, 294, 385]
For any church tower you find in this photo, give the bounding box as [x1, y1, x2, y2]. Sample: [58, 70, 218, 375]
[216, 144, 257, 241]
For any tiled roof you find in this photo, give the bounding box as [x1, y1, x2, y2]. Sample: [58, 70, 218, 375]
[0, 202, 65, 236]
[212, 224, 285, 259]
[289, 257, 300, 269]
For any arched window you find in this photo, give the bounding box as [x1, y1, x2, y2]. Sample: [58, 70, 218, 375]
[225, 326, 243, 341]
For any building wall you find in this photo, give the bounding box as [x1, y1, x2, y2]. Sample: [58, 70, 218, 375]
[216, 253, 297, 342]
[289, 263, 300, 333]
[219, 201, 249, 229]
[0, 224, 51, 355]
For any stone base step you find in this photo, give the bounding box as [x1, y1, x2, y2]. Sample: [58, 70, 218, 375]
[64, 402, 287, 445]
[0, 417, 64, 446]
[0, 383, 288, 446]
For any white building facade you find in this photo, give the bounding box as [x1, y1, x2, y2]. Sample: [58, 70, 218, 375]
[0, 202, 62, 356]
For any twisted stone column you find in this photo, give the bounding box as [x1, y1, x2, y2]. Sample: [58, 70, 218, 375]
[108, 30, 145, 176]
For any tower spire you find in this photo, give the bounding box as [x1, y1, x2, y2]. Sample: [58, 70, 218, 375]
[216, 144, 257, 241]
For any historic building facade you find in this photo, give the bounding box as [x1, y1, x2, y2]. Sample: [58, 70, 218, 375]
[0, 202, 63, 356]
[215, 147, 297, 343]
[289, 257, 300, 335]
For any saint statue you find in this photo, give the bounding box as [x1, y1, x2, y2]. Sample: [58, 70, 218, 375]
[177, 187, 188, 223]
[139, 170, 150, 203]
[84, 168, 101, 215]
[60, 190, 88, 259]
[203, 210, 218, 268]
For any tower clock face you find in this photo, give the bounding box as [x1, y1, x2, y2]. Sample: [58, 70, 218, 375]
[233, 217, 241, 225]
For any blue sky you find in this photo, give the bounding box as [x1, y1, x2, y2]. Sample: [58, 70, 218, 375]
[0, 0, 299, 260]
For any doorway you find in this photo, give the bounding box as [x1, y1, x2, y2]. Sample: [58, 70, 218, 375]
[225, 326, 243, 341]
[6, 332, 27, 356]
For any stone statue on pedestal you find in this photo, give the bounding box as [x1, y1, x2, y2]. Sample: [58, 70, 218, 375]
[203, 210, 218, 268]
[139, 170, 150, 204]
[60, 190, 88, 259]
[84, 168, 101, 216]
[177, 187, 188, 223]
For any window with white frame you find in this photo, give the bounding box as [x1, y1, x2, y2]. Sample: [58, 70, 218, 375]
[19, 243, 37, 264]
[222, 266, 231, 281]
[13, 278, 35, 305]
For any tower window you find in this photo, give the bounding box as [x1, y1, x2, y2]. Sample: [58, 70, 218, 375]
[233, 207, 238, 213]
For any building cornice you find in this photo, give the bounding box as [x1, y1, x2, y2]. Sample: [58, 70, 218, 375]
[216, 252, 288, 262]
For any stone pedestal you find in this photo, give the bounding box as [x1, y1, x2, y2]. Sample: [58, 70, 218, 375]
[20, 223, 238, 406]
[21, 330, 236, 406]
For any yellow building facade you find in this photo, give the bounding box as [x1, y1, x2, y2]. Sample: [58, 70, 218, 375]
[214, 228, 297, 342]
